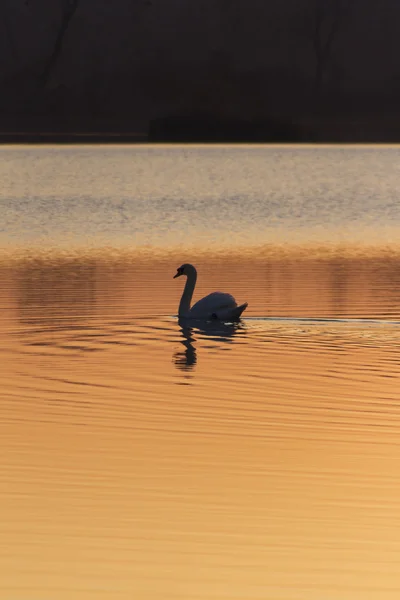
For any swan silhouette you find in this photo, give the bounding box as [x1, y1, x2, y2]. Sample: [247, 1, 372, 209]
[173, 263, 248, 320]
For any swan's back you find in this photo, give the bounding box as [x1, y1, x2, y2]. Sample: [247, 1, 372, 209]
[189, 292, 236, 319]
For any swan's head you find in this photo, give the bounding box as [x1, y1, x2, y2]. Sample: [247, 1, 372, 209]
[173, 263, 196, 279]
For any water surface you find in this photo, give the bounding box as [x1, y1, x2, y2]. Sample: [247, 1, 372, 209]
[2, 145, 400, 599]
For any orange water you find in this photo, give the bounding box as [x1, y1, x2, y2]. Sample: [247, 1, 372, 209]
[2, 248, 400, 600]
[3, 145, 400, 599]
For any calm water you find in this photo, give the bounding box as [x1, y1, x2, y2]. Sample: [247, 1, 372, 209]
[2, 145, 400, 599]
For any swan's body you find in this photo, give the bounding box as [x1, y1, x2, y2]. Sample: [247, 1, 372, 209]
[174, 263, 248, 321]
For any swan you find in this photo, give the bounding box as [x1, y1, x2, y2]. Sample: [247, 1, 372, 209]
[173, 263, 248, 320]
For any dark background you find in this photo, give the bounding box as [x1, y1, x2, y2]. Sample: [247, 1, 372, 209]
[2, 0, 399, 142]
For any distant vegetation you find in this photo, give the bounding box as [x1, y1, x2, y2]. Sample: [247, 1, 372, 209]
[1, 0, 400, 142]
[148, 114, 302, 142]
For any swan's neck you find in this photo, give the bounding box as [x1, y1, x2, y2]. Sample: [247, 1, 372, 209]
[179, 271, 197, 317]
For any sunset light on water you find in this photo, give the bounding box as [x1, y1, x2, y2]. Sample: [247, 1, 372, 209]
[2, 145, 400, 599]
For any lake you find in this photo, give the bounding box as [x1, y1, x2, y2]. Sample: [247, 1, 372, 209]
[2, 144, 400, 599]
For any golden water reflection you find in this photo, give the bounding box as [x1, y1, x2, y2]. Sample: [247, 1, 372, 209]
[2, 246, 400, 599]
[4, 244, 400, 322]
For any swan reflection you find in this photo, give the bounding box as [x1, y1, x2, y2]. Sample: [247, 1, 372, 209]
[174, 317, 245, 371]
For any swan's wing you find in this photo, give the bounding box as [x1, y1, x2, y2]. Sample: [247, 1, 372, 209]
[214, 302, 248, 321]
[189, 292, 237, 318]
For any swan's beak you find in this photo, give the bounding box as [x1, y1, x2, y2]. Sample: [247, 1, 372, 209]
[174, 266, 184, 278]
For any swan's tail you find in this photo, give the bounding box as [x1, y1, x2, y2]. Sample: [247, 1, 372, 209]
[215, 302, 248, 321]
[233, 302, 248, 320]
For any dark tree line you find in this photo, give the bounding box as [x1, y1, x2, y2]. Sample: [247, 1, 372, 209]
[0, 0, 399, 141]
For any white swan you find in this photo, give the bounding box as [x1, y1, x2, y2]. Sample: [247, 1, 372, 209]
[173, 263, 248, 320]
